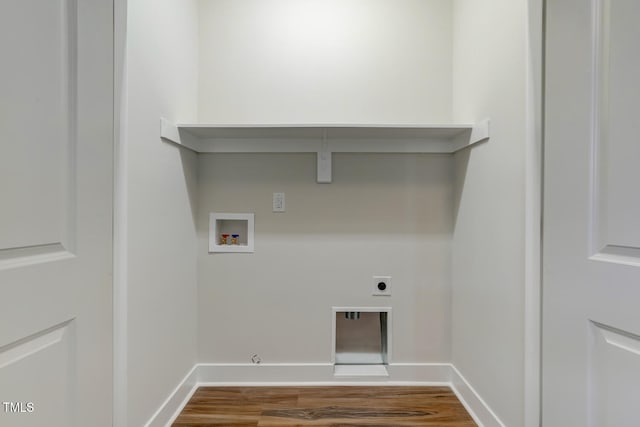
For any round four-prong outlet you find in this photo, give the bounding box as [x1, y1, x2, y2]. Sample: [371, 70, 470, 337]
[372, 276, 392, 296]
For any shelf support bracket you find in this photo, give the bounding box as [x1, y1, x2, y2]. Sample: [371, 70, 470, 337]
[451, 118, 491, 152]
[317, 130, 332, 183]
[159, 118, 202, 152]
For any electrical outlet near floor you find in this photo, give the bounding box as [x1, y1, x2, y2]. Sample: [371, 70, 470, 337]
[372, 276, 392, 296]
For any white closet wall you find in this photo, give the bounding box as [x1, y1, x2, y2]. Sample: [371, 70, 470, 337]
[197, 0, 453, 123]
[197, 153, 454, 363]
[124, 1, 199, 426]
[122, 0, 535, 426]
[194, 0, 455, 365]
[451, 1, 530, 426]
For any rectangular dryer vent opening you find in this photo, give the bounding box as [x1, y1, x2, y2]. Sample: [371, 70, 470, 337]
[332, 307, 391, 377]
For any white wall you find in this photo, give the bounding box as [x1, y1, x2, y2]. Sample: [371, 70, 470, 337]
[451, 0, 528, 426]
[119, 0, 536, 424]
[124, 1, 199, 425]
[198, 153, 453, 364]
[195, 0, 457, 366]
[197, 0, 452, 124]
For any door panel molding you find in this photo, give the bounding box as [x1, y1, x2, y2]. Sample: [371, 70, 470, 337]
[0, 320, 75, 426]
[0, 243, 75, 271]
[0, 320, 73, 369]
[592, 321, 640, 356]
[589, 321, 640, 427]
[62, 0, 79, 258]
[588, 0, 609, 260]
[589, 0, 640, 265]
[0, 0, 78, 265]
[590, 245, 640, 267]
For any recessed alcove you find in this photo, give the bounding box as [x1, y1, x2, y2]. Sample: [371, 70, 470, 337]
[208, 212, 254, 253]
[118, 0, 541, 425]
[332, 307, 391, 377]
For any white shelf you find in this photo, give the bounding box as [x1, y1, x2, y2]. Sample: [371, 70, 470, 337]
[160, 118, 490, 182]
[161, 119, 489, 153]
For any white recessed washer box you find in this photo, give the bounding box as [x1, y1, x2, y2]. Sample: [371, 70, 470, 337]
[209, 213, 254, 253]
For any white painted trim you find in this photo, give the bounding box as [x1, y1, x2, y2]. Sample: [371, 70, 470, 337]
[524, 1, 543, 426]
[197, 362, 451, 385]
[450, 365, 506, 427]
[113, 0, 128, 425]
[387, 363, 451, 383]
[199, 363, 334, 384]
[200, 363, 452, 385]
[144, 365, 199, 427]
[144, 363, 501, 426]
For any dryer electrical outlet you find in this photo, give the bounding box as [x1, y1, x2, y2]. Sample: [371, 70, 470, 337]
[372, 276, 392, 296]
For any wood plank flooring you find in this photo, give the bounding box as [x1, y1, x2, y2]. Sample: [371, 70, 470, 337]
[172, 386, 477, 426]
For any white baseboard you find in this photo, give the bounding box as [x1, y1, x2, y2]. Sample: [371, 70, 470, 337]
[197, 362, 451, 385]
[450, 365, 506, 427]
[144, 365, 198, 427]
[146, 363, 503, 427]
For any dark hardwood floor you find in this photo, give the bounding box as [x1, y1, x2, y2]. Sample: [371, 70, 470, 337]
[172, 386, 478, 426]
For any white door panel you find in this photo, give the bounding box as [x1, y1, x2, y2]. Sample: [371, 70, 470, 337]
[0, 0, 75, 256]
[593, 0, 640, 257]
[0, 0, 113, 425]
[544, 0, 640, 425]
[590, 322, 640, 427]
[0, 322, 74, 427]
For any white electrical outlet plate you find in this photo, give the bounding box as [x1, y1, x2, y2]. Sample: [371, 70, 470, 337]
[273, 192, 285, 212]
[373, 276, 392, 296]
